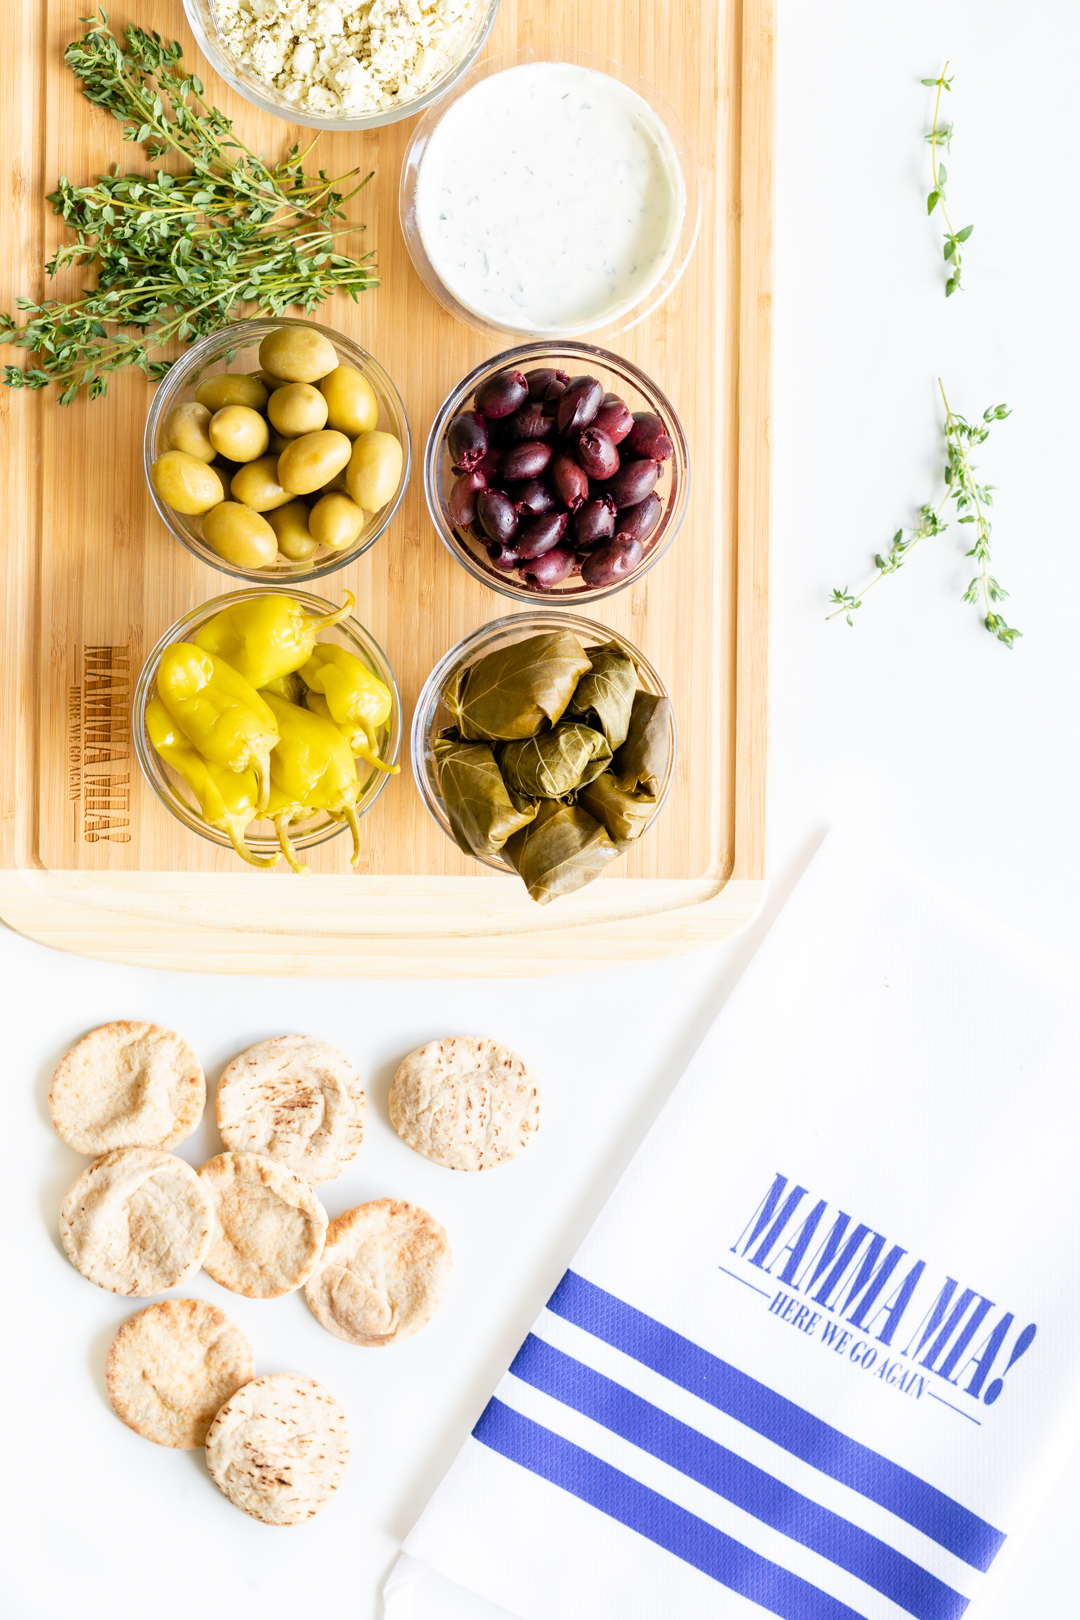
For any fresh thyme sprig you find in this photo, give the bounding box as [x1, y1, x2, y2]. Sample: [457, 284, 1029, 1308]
[922, 64, 973, 296]
[828, 385, 1020, 648]
[0, 12, 377, 403]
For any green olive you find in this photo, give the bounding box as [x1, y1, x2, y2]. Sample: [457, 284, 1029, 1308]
[309, 492, 365, 551]
[255, 370, 290, 392]
[150, 451, 224, 515]
[277, 429, 352, 495]
[229, 455, 293, 512]
[267, 428, 292, 456]
[267, 499, 319, 562]
[194, 372, 269, 413]
[268, 382, 328, 438]
[346, 430, 403, 512]
[259, 326, 338, 384]
[319, 364, 378, 437]
[209, 405, 270, 464]
[163, 400, 215, 463]
[202, 502, 278, 569]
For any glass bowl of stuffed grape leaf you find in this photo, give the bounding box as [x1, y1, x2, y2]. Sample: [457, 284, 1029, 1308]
[411, 612, 677, 903]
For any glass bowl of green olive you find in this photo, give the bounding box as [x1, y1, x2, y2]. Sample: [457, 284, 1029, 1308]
[143, 318, 411, 581]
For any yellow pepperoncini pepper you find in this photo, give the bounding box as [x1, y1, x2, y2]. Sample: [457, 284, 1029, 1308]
[156, 642, 278, 813]
[264, 783, 314, 876]
[259, 670, 305, 702]
[194, 591, 355, 690]
[262, 691, 364, 866]
[145, 696, 277, 869]
[299, 643, 398, 774]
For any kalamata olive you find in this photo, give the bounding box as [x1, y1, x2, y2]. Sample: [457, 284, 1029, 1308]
[617, 490, 663, 544]
[550, 453, 589, 511]
[581, 535, 645, 588]
[448, 469, 488, 527]
[477, 488, 519, 543]
[505, 400, 553, 441]
[525, 367, 570, 401]
[487, 541, 523, 571]
[475, 447, 503, 482]
[605, 458, 660, 508]
[573, 495, 617, 551]
[509, 478, 557, 516]
[521, 546, 575, 589]
[475, 368, 529, 419]
[592, 397, 634, 445]
[627, 411, 675, 462]
[517, 511, 569, 559]
[448, 411, 489, 472]
[575, 427, 620, 481]
[556, 375, 604, 434]
[502, 440, 553, 481]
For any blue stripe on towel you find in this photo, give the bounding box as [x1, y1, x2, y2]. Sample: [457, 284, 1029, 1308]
[474, 1398, 870, 1620]
[510, 1334, 968, 1620]
[546, 1271, 1003, 1573]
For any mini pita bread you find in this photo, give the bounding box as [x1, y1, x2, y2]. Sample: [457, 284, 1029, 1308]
[389, 1036, 543, 1171]
[215, 1035, 366, 1185]
[49, 1021, 204, 1155]
[305, 1199, 451, 1347]
[60, 1147, 214, 1296]
[205, 1373, 349, 1525]
[198, 1152, 327, 1298]
[106, 1299, 255, 1448]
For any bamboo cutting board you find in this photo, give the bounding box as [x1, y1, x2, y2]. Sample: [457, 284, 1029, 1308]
[0, 0, 773, 976]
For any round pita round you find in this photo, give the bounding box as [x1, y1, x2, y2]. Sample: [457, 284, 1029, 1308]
[388, 1036, 543, 1171]
[198, 1152, 327, 1299]
[106, 1299, 255, 1448]
[205, 1373, 349, 1525]
[60, 1147, 214, 1296]
[305, 1199, 451, 1347]
[49, 1021, 205, 1155]
[215, 1035, 366, 1185]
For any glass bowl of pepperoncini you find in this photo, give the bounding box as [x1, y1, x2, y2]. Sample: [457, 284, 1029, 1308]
[133, 588, 401, 871]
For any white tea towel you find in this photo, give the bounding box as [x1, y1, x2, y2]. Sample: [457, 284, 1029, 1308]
[386, 833, 1080, 1620]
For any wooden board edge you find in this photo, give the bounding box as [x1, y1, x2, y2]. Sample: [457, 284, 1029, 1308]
[0, 868, 767, 976]
[732, 0, 774, 884]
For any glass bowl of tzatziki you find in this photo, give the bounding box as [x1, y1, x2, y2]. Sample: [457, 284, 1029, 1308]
[425, 341, 690, 604]
[183, 0, 501, 131]
[400, 47, 701, 340]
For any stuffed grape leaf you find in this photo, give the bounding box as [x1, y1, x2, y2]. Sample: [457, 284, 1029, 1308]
[499, 722, 612, 799]
[503, 799, 619, 904]
[444, 632, 592, 742]
[565, 641, 638, 749]
[610, 692, 674, 796]
[434, 733, 537, 860]
[577, 771, 656, 846]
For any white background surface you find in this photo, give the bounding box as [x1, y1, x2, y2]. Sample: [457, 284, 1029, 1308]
[3, 0, 1079, 1615]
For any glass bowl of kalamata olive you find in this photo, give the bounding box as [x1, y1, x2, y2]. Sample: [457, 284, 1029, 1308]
[424, 342, 689, 602]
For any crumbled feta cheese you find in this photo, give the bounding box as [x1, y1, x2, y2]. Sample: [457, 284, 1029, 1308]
[212, 0, 480, 117]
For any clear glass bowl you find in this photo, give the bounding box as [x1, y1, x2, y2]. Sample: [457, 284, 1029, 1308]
[411, 611, 676, 874]
[134, 588, 401, 864]
[182, 0, 501, 132]
[425, 341, 689, 604]
[400, 46, 701, 341]
[144, 319, 411, 583]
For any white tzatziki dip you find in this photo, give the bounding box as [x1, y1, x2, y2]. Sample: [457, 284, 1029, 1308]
[414, 62, 686, 334]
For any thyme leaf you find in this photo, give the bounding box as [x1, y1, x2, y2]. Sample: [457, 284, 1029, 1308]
[922, 63, 973, 296]
[0, 11, 377, 404]
[828, 386, 1020, 648]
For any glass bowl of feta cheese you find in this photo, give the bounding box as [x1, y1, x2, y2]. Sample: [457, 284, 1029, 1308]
[400, 45, 702, 340]
[182, 0, 501, 131]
